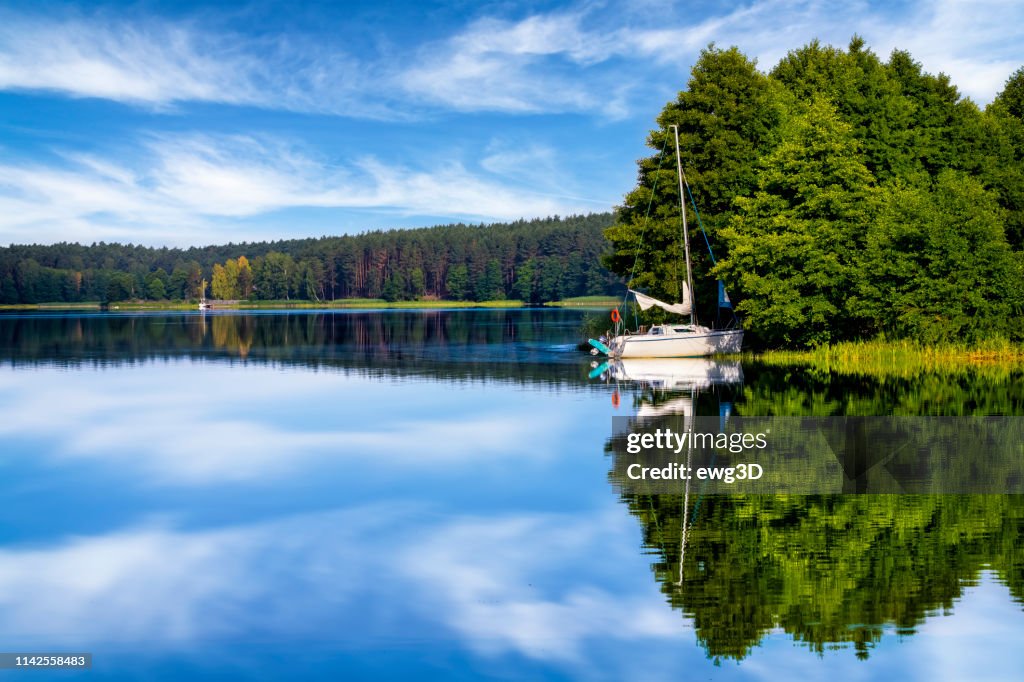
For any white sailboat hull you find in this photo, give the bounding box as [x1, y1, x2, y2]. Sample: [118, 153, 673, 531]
[609, 328, 743, 358]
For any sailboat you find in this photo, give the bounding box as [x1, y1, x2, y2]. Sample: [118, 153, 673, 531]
[596, 125, 743, 358]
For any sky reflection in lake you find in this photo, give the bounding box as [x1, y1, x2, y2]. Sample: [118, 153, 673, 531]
[1, 310, 1022, 680]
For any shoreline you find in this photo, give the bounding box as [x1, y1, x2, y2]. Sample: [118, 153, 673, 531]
[0, 298, 619, 312]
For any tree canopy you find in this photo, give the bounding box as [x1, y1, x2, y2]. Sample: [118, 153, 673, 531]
[606, 38, 1024, 347]
[0, 213, 619, 304]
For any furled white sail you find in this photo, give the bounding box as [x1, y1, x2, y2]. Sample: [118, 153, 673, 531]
[630, 287, 691, 316]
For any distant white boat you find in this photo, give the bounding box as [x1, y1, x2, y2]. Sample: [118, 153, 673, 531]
[599, 125, 743, 358]
[198, 299, 210, 310]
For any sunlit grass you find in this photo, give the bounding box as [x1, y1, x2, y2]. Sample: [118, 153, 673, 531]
[756, 338, 1024, 379]
[546, 295, 621, 307]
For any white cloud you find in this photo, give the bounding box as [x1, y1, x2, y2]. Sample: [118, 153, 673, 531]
[619, 0, 1024, 104]
[861, 0, 1024, 102]
[0, 133, 600, 246]
[397, 11, 647, 117]
[0, 1, 1020, 119]
[0, 11, 386, 117]
[0, 14, 257, 107]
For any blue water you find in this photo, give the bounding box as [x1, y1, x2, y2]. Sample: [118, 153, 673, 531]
[0, 309, 1022, 680]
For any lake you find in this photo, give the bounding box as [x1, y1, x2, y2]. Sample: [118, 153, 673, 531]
[1, 309, 1022, 680]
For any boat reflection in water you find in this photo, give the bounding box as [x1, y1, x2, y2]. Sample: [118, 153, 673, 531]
[607, 357, 742, 394]
[593, 356, 742, 420]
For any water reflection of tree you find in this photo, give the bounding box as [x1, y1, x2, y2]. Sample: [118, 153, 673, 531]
[608, 362, 1024, 662]
[0, 310, 590, 386]
[740, 362, 1024, 416]
[619, 493, 1024, 661]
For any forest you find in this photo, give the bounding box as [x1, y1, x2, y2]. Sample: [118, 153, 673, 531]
[606, 37, 1024, 346]
[0, 213, 618, 305]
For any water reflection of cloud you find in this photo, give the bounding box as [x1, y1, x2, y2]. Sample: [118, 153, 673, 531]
[0, 504, 1020, 679]
[0, 506, 678, 664]
[0, 363, 569, 484]
[0, 506, 403, 644]
[399, 511, 681, 663]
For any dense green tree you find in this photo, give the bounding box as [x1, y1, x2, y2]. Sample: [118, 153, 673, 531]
[859, 172, 1022, 342]
[514, 259, 536, 303]
[168, 265, 189, 299]
[985, 69, 1024, 250]
[603, 38, 1023, 347]
[381, 273, 403, 302]
[211, 263, 231, 300]
[253, 251, 296, 300]
[145, 276, 166, 300]
[605, 44, 786, 310]
[408, 267, 426, 298]
[715, 96, 877, 346]
[297, 258, 325, 301]
[105, 272, 136, 301]
[994, 66, 1024, 119]
[771, 37, 911, 182]
[0, 214, 617, 305]
[184, 261, 203, 300]
[445, 264, 469, 301]
[475, 259, 504, 301]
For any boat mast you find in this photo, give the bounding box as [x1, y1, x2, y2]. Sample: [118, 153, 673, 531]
[671, 125, 696, 327]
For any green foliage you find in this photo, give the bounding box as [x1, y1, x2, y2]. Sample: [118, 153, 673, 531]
[254, 251, 295, 300]
[614, 492, 1024, 661]
[144, 276, 166, 300]
[860, 172, 1022, 342]
[105, 272, 136, 302]
[605, 45, 785, 317]
[475, 259, 505, 301]
[445, 264, 469, 301]
[993, 66, 1024, 120]
[606, 37, 1024, 347]
[716, 96, 876, 346]
[513, 259, 536, 303]
[381, 273, 403, 302]
[0, 214, 618, 305]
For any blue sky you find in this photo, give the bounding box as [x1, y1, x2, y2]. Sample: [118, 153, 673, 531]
[0, 0, 1022, 247]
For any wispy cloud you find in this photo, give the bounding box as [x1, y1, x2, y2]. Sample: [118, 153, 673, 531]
[1, 1, 1021, 119]
[617, 0, 1024, 103]
[0, 11, 386, 117]
[862, 0, 1024, 102]
[0, 133, 600, 245]
[0, 14, 259, 107]
[401, 0, 1024, 114]
[0, 1, 1019, 245]
[398, 12, 632, 115]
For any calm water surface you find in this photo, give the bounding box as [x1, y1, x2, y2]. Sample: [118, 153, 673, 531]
[1, 309, 1022, 680]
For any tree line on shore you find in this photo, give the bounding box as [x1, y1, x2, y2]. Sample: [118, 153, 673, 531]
[606, 37, 1024, 346]
[0, 213, 619, 305]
